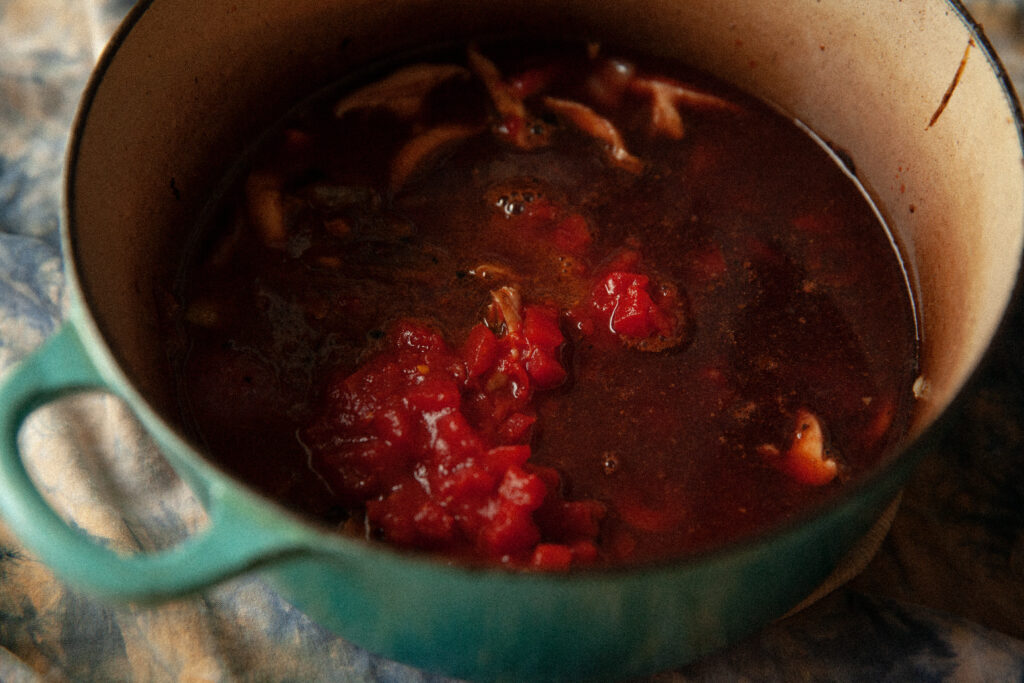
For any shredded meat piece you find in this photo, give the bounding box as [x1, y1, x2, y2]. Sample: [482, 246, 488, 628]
[628, 76, 742, 139]
[333, 63, 470, 120]
[542, 96, 643, 174]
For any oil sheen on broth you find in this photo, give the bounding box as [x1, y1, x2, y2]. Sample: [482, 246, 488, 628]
[170, 40, 919, 570]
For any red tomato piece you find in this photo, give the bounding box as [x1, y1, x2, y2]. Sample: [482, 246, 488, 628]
[552, 214, 592, 254]
[530, 543, 573, 570]
[498, 465, 547, 510]
[609, 280, 659, 338]
[522, 305, 564, 351]
[495, 412, 536, 444]
[780, 454, 838, 487]
[582, 269, 680, 344]
[371, 404, 416, 451]
[432, 465, 496, 504]
[403, 377, 462, 413]
[524, 463, 562, 492]
[317, 446, 382, 503]
[524, 348, 567, 389]
[306, 313, 603, 567]
[429, 411, 486, 464]
[483, 444, 532, 472]
[569, 540, 599, 565]
[508, 64, 562, 98]
[367, 486, 425, 546]
[463, 323, 499, 379]
[413, 498, 457, 542]
[477, 504, 541, 559]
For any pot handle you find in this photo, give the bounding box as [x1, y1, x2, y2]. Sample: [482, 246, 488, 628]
[0, 324, 312, 602]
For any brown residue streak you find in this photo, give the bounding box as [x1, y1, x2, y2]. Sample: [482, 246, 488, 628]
[927, 37, 974, 129]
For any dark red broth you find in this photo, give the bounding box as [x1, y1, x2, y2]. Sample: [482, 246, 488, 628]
[169, 41, 919, 569]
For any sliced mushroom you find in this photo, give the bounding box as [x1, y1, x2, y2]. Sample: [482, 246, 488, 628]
[628, 76, 742, 139]
[333, 63, 471, 120]
[782, 409, 840, 486]
[245, 170, 287, 247]
[541, 96, 643, 174]
[389, 123, 483, 191]
[467, 262, 519, 281]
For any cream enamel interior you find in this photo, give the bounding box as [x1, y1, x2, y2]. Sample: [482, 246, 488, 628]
[68, 0, 1023, 447]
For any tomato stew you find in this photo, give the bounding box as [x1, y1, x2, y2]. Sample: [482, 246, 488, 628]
[168, 40, 919, 569]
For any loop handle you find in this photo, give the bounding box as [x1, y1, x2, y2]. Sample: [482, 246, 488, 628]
[0, 324, 312, 602]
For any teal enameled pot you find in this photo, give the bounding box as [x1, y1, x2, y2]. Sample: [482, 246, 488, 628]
[1, 1, 1021, 680]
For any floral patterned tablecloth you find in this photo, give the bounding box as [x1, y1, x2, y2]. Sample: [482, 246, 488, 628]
[0, 0, 1022, 680]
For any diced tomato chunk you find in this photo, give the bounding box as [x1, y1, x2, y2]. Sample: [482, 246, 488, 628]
[524, 463, 562, 492]
[403, 377, 462, 413]
[498, 466, 547, 510]
[463, 323, 499, 379]
[610, 281, 659, 337]
[496, 412, 536, 444]
[477, 504, 541, 559]
[372, 404, 415, 449]
[483, 444, 532, 472]
[552, 214, 592, 254]
[304, 312, 602, 569]
[413, 499, 456, 541]
[569, 540, 599, 565]
[577, 268, 681, 346]
[317, 447, 382, 503]
[368, 486, 425, 546]
[433, 465, 496, 503]
[522, 306, 564, 351]
[500, 114, 523, 140]
[524, 348, 567, 388]
[530, 543, 574, 570]
[430, 411, 485, 463]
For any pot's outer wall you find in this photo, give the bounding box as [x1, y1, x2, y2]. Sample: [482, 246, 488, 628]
[59, 0, 1024, 680]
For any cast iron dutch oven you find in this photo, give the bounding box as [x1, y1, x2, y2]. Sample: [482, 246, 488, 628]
[0, 0, 1021, 680]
